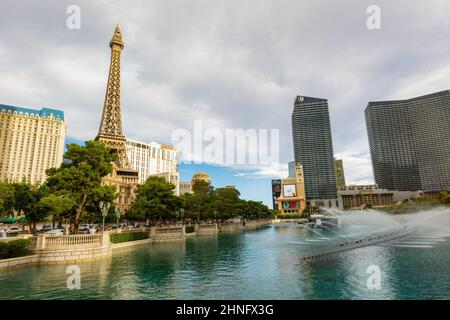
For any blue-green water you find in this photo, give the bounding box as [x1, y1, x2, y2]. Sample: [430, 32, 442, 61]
[1, 211, 450, 299]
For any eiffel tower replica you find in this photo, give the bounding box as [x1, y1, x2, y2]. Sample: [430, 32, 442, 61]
[95, 25, 139, 211]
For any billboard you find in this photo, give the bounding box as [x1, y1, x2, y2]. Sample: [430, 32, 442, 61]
[283, 184, 297, 197]
[282, 201, 300, 209]
[271, 179, 282, 210]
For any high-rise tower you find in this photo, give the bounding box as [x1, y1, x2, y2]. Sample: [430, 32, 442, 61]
[95, 25, 139, 211]
[291, 95, 338, 208]
[365, 90, 450, 191]
[0, 105, 66, 185]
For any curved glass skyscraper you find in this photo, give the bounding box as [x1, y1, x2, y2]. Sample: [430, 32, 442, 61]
[291, 96, 337, 206]
[365, 90, 450, 191]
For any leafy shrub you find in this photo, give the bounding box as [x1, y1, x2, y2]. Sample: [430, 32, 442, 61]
[185, 225, 195, 233]
[110, 231, 148, 244]
[0, 239, 31, 259]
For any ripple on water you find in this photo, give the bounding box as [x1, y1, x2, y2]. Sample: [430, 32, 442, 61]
[1, 219, 450, 299]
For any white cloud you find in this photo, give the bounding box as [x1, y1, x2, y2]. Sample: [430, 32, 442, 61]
[1, 0, 450, 184]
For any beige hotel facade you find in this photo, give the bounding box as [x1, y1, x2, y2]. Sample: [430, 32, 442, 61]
[126, 139, 180, 195]
[0, 104, 66, 185]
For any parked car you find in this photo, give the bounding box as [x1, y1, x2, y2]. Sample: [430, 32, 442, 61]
[7, 227, 21, 233]
[39, 225, 53, 233]
[78, 224, 89, 233]
[79, 224, 98, 233]
[45, 229, 64, 236]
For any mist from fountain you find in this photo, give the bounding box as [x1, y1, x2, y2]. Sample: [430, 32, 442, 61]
[298, 206, 450, 260]
[300, 225, 336, 244]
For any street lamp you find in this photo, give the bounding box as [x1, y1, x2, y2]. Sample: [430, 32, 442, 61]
[99, 201, 110, 232]
[115, 207, 121, 229]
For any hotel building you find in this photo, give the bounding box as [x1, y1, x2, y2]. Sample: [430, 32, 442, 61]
[337, 184, 395, 209]
[337, 184, 423, 209]
[0, 104, 66, 185]
[126, 139, 180, 194]
[365, 90, 450, 191]
[179, 181, 193, 195]
[291, 96, 339, 208]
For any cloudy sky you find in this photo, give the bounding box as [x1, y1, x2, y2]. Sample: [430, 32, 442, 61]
[1, 0, 450, 205]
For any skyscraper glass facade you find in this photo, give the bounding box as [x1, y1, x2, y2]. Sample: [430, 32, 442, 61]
[365, 90, 450, 191]
[291, 96, 337, 201]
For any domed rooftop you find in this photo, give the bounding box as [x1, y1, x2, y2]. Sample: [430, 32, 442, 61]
[191, 172, 211, 183]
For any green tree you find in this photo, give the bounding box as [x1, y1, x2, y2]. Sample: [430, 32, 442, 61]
[0, 182, 15, 218]
[210, 187, 241, 221]
[127, 176, 181, 224]
[37, 194, 75, 228]
[181, 186, 272, 223]
[46, 141, 117, 233]
[190, 181, 214, 222]
[240, 200, 272, 220]
[179, 193, 195, 222]
[438, 191, 450, 204]
[12, 183, 49, 234]
[364, 203, 373, 209]
[192, 180, 211, 195]
[83, 185, 118, 224]
[181, 193, 207, 223]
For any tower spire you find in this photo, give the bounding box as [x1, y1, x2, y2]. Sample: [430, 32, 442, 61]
[110, 24, 124, 48]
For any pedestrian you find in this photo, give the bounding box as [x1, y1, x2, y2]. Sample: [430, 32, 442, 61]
[0, 229, 6, 238]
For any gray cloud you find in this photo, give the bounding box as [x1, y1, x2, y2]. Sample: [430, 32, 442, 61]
[1, 0, 450, 185]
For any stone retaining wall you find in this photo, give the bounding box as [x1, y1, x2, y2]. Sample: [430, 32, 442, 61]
[218, 223, 236, 232]
[195, 223, 218, 235]
[31, 231, 112, 264]
[0, 232, 112, 269]
[185, 232, 197, 238]
[150, 227, 185, 242]
[33, 245, 112, 264]
[218, 220, 271, 232]
[112, 238, 153, 250]
[0, 255, 39, 269]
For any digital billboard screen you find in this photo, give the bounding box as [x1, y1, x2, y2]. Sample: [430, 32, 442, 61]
[283, 184, 297, 197]
[271, 179, 282, 209]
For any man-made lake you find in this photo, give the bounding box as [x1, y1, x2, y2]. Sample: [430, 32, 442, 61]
[1, 209, 450, 299]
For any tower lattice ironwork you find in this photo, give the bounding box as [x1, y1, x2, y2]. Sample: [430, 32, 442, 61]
[95, 25, 138, 211]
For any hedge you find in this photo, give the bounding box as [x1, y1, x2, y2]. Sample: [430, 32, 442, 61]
[185, 225, 195, 233]
[110, 231, 148, 244]
[0, 239, 31, 260]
